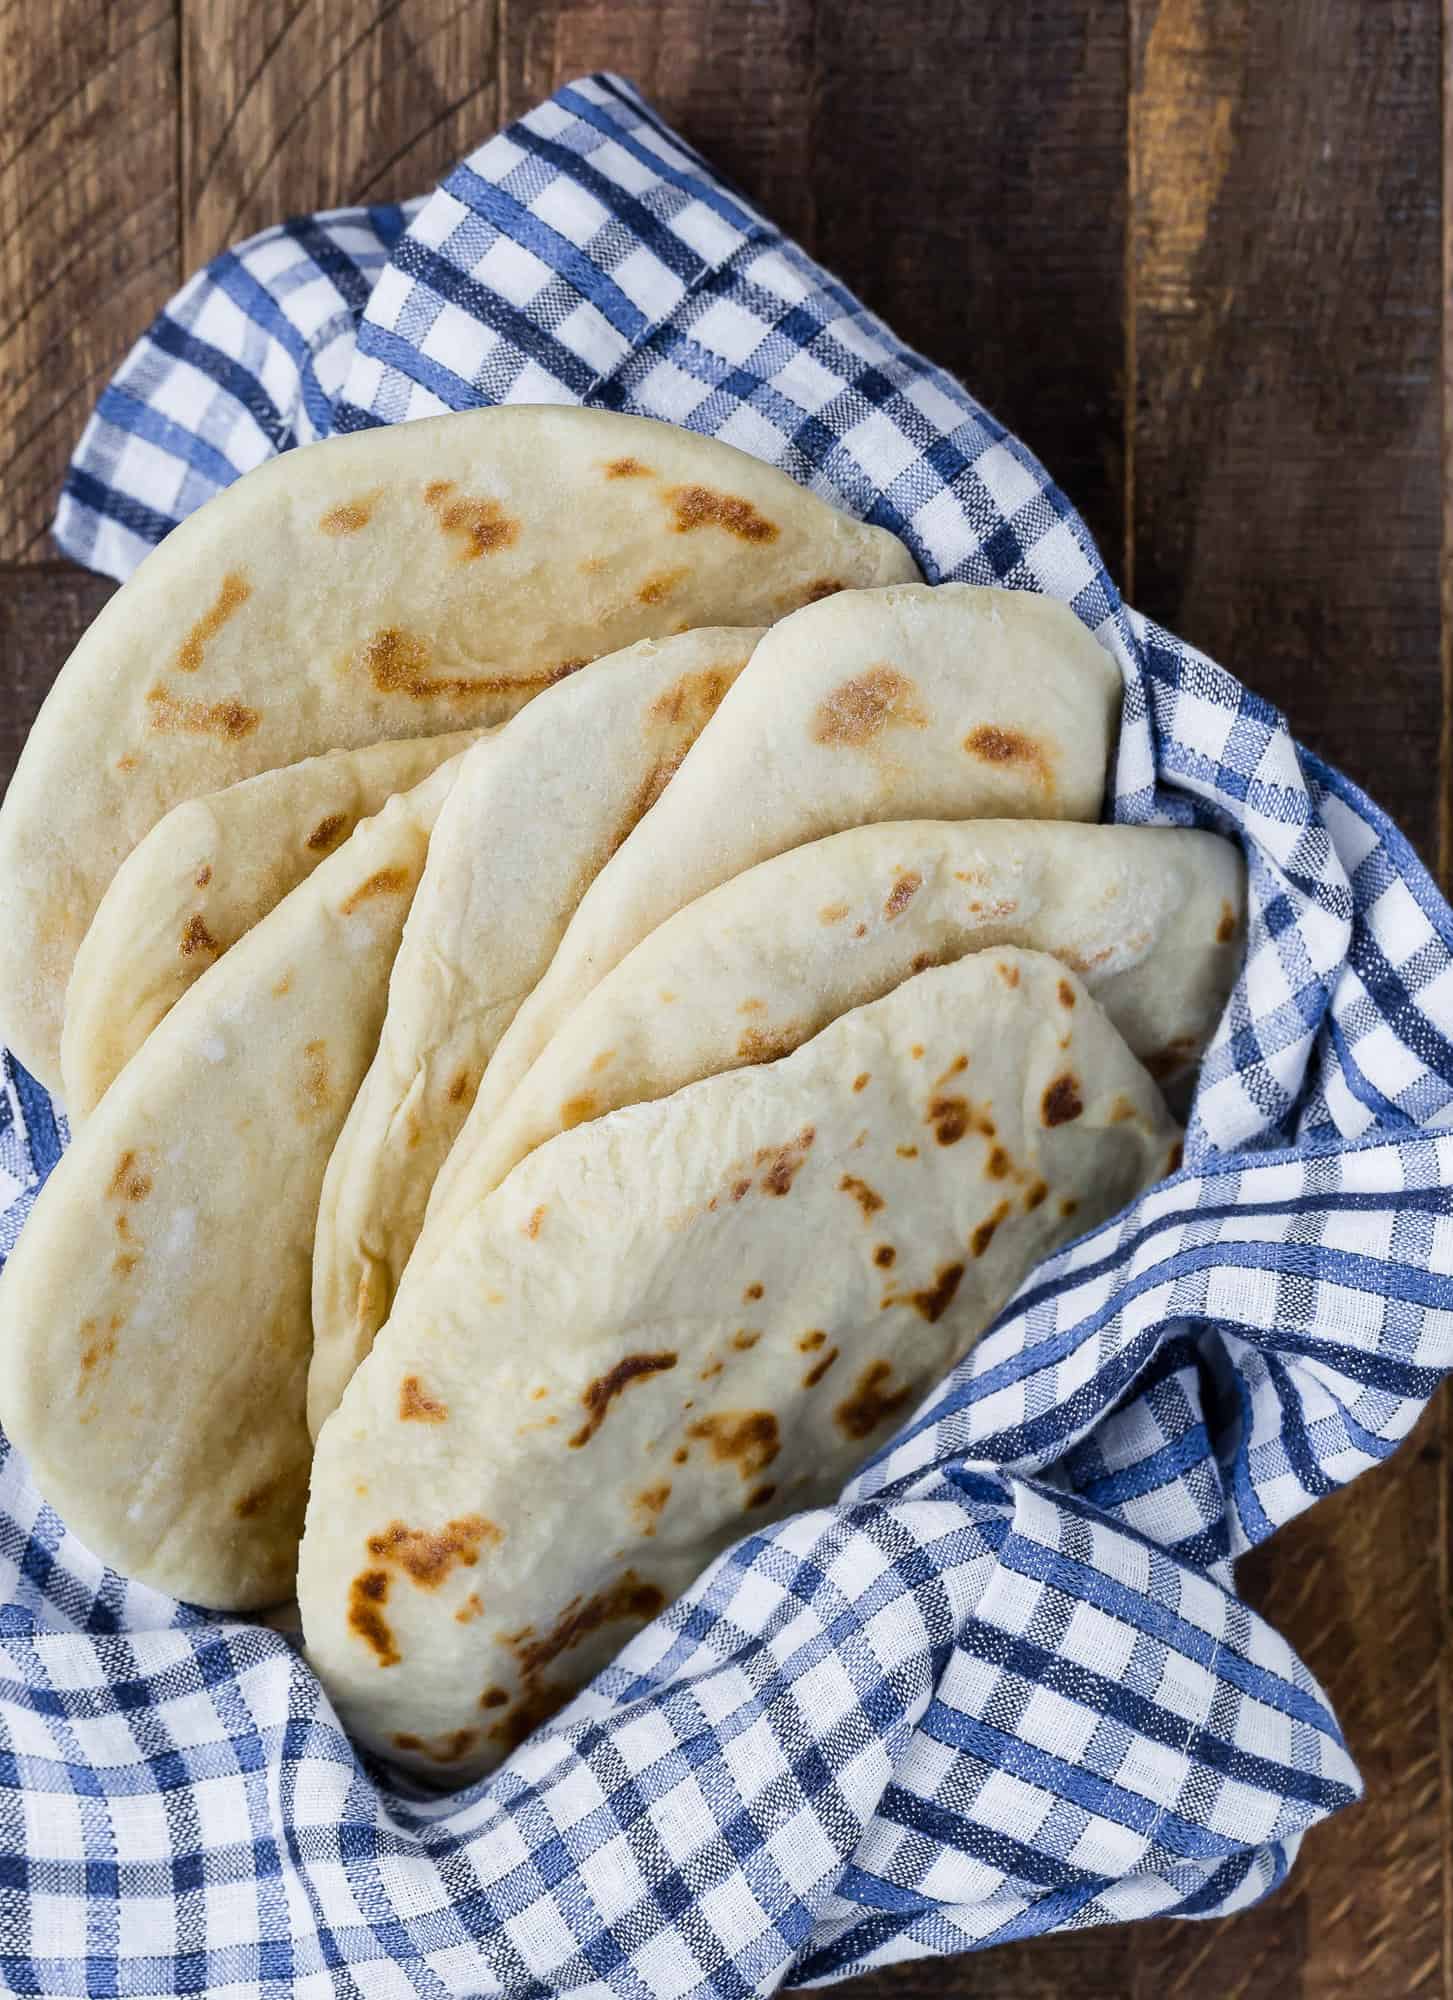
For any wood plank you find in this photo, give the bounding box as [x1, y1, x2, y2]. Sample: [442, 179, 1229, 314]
[808, 0, 1130, 575]
[1129, 0, 1443, 863]
[0, 564, 115, 798]
[0, 0, 179, 562]
[1126, 2, 1448, 1996]
[180, 0, 503, 268]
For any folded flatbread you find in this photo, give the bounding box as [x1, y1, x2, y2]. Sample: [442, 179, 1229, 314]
[0, 407, 915, 1087]
[299, 948, 1179, 1781]
[61, 731, 479, 1118]
[415, 819, 1240, 1258]
[427, 582, 1122, 1228]
[0, 759, 465, 1611]
[308, 629, 761, 1437]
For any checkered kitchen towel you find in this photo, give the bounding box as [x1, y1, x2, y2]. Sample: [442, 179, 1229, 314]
[0, 70, 1447, 1998]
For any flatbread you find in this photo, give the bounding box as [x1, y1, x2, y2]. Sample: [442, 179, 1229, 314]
[419, 819, 1240, 1250]
[427, 582, 1122, 1227]
[61, 731, 479, 1119]
[298, 948, 1179, 1781]
[0, 759, 465, 1611]
[308, 628, 762, 1438]
[0, 407, 916, 1087]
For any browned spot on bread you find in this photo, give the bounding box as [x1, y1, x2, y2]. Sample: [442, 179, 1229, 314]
[1042, 1075, 1084, 1126]
[109, 1151, 152, 1202]
[195, 864, 212, 888]
[756, 1127, 815, 1197]
[688, 1410, 780, 1478]
[456, 1593, 484, 1625]
[820, 902, 850, 926]
[802, 1346, 839, 1389]
[634, 1482, 672, 1534]
[340, 866, 413, 916]
[319, 493, 380, 536]
[731, 1177, 753, 1203]
[738, 997, 766, 1015]
[507, 1570, 665, 1681]
[560, 1093, 597, 1131]
[525, 1204, 547, 1240]
[668, 484, 778, 542]
[986, 1146, 1012, 1180]
[963, 723, 1054, 789]
[884, 870, 922, 920]
[839, 1173, 885, 1218]
[873, 1244, 897, 1271]
[897, 1144, 918, 1160]
[392, 1728, 479, 1765]
[700, 1360, 723, 1381]
[1060, 1196, 1080, 1219]
[1143, 1038, 1198, 1082]
[113, 1252, 138, 1278]
[307, 812, 349, 853]
[272, 972, 293, 998]
[812, 665, 927, 747]
[480, 1684, 508, 1706]
[146, 687, 260, 740]
[233, 1480, 277, 1520]
[1024, 1179, 1049, 1211]
[179, 913, 219, 958]
[298, 1040, 330, 1116]
[367, 1514, 500, 1589]
[79, 1321, 118, 1374]
[1109, 1095, 1138, 1125]
[738, 1024, 798, 1064]
[1166, 1140, 1185, 1174]
[996, 960, 1020, 989]
[732, 1328, 761, 1350]
[348, 1571, 399, 1666]
[399, 1376, 448, 1423]
[673, 1446, 689, 1465]
[853, 1072, 871, 1093]
[176, 571, 250, 673]
[854, 922, 868, 938]
[485, 1679, 574, 1754]
[1216, 900, 1238, 945]
[972, 1199, 1012, 1259]
[805, 577, 846, 601]
[637, 568, 687, 606]
[423, 480, 519, 559]
[570, 1352, 678, 1447]
[363, 627, 570, 701]
[799, 1329, 826, 1352]
[910, 1044, 925, 1060]
[1058, 978, 1076, 1009]
[116, 754, 138, 773]
[836, 1360, 914, 1441]
[911, 1261, 967, 1321]
[743, 1282, 764, 1303]
[604, 456, 653, 478]
[927, 1095, 970, 1146]
[746, 1483, 777, 1509]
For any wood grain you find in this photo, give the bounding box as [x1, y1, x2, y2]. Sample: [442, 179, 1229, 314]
[0, 565, 114, 798]
[0, 0, 178, 561]
[181, 0, 502, 267]
[1129, 0, 1443, 864]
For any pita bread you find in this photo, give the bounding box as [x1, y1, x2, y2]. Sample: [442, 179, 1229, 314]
[298, 949, 1179, 1781]
[417, 819, 1240, 1253]
[308, 628, 761, 1438]
[0, 407, 916, 1088]
[427, 582, 1121, 1226]
[0, 758, 464, 1611]
[61, 731, 479, 1119]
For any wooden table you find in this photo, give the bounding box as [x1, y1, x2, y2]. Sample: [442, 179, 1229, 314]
[0, 2, 1445, 1993]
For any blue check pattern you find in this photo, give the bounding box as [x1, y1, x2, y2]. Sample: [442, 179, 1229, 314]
[0, 70, 1443, 1997]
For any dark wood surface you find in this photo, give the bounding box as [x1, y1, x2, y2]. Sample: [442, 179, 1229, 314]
[0, 2, 1446, 1993]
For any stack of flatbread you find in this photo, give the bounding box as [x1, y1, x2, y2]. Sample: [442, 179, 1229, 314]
[0, 408, 1244, 1784]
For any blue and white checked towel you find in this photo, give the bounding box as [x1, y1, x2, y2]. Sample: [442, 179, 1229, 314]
[0, 71, 1449, 1998]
